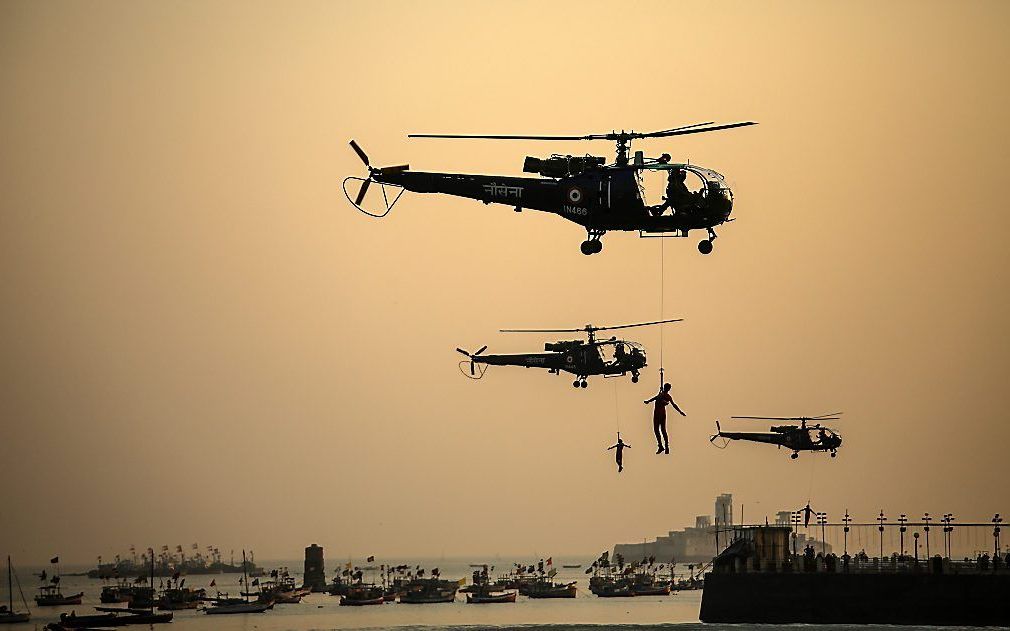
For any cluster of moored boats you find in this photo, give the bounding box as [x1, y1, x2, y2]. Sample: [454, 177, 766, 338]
[0, 551, 708, 627]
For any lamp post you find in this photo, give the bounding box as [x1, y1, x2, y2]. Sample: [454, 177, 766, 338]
[993, 514, 1002, 556]
[923, 513, 931, 558]
[898, 514, 908, 558]
[913, 532, 920, 565]
[843, 510, 852, 557]
[878, 510, 886, 560]
[943, 514, 954, 559]
[817, 512, 828, 555]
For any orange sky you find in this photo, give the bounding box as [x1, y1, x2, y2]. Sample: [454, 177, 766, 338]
[1, 0, 1008, 564]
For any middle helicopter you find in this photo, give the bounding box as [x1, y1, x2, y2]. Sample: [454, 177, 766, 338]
[456, 318, 681, 388]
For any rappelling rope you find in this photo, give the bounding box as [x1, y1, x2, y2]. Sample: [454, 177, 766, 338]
[659, 236, 666, 389]
[613, 378, 621, 434]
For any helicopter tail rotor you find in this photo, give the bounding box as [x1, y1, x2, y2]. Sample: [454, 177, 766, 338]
[343, 140, 410, 218]
[456, 346, 488, 379]
[710, 420, 729, 449]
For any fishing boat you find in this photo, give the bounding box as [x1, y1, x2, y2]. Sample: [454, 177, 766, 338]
[525, 580, 577, 599]
[157, 584, 205, 610]
[35, 585, 84, 606]
[466, 589, 516, 604]
[590, 576, 636, 597]
[204, 550, 271, 615]
[56, 608, 173, 628]
[0, 556, 31, 624]
[398, 576, 458, 604]
[339, 584, 385, 606]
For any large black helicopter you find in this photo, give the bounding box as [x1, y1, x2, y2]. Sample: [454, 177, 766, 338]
[709, 413, 843, 459]
[456, 319, 681, 388]
[344, 121, 755, 255]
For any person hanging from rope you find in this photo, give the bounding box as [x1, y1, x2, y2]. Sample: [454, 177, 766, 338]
[607, 433, 631, 472]
[644, 383, 686, 454]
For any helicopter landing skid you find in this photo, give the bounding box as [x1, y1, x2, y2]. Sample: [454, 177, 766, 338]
[342, 176, 406, 219]
[458, 361, 488, 380]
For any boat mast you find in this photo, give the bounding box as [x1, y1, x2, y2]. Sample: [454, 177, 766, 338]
[242, 550, 248, 603]
[7, 555, 11, 612]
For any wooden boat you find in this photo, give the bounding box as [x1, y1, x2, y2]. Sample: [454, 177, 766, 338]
[205, 601, 272, 614]
[465, 590, 516, 604]
[591, 579, 636, 597]
[35, 586, 84, 606]
[526, 581, 577, 599]
[633, 581, 672, 596]
[57, 609, 174, 627]
[339, 584, 385, 606]
[398, 578, 458, 604]
[0, 556, 31, 624]
[99, 583, 131, 604]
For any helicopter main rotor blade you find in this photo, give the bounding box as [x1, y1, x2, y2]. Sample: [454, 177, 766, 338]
[349, 140, 370, 167]
[652, 122, 715, 134]
[456, 348, 470, 357]
[474, 345, 487, 356]
[591, 318, 684, 332]
[410, 133, 589, 141]
[354, 178, 371, 206]
[633, 121, 757, 139]
[501, 327, 599, 335]
[409, 122, 756, 143]
[731, 415, 841, 421]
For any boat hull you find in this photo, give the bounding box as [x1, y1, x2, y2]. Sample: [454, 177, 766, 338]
[339, 595, 385, 606]
[466, 591, 516, 604]
[35, 593, 84, 606]
[204, 602, 271, 614]
[526, 584, 577, 599]
[0, 613, 30, 624]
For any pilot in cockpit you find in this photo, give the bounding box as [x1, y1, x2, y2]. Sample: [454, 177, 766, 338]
[651, 168, 694, 217]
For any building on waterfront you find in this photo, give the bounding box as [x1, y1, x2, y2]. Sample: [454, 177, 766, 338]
[613, 494, 830, 564]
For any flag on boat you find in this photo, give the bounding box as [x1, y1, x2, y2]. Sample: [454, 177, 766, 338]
[252, 578, 259, 586]
[346, 561, 352, 569]
[367, 555, 374, 562]
[50, 556, 59, 564]
[546, 557, 552, 566]
[457, 578, 466, 586]
[210, 580, 216, 587]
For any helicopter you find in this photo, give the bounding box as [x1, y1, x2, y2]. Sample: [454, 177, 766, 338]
[455, 318, 682, 388]
[344, 121, 756, 256]
[709, 413, 843, 459]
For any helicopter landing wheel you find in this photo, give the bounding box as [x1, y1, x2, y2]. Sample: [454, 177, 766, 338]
[698, 239, 714, 255]
[790, 452, 799, 460]
[580, 379, 588, 388]
[631, 374, 639, 383]
[573, 380, 581, 388]
[831, 450, 837, 458]
[580, 240, 603, 255]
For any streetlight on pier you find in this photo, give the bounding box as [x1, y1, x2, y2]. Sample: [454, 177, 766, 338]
[816, 512, 828, 555]
[898, 514, 908, 557]
[942, 514, 954, 559]
[913, 532, 920, 563]
[843, 510, 852, 557]
[923, 513, 931, 558]
[877, 510, 886, 560]
[993, 514, 1002, 556]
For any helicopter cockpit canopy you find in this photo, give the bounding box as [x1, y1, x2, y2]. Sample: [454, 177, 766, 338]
[598, 339, 646, 366]
[642, 163, 733, 203]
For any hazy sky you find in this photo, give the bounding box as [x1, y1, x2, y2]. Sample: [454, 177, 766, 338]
[2, 0, 1008, 565]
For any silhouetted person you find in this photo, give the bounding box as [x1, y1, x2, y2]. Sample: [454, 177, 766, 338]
[817, 428, 827, 445]
[652, 168, 693, 216]
[801, 502, 814, 527]
[608, 434, 631, 472]
[644, 383, 686, 454]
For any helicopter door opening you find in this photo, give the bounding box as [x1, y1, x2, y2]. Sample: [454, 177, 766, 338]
[638, 167, 706, 214]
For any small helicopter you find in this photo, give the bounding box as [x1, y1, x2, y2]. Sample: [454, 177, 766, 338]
[344, 121, 755, 255]
[709, 413, 844, 459]
[455, 318, 682, 388]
